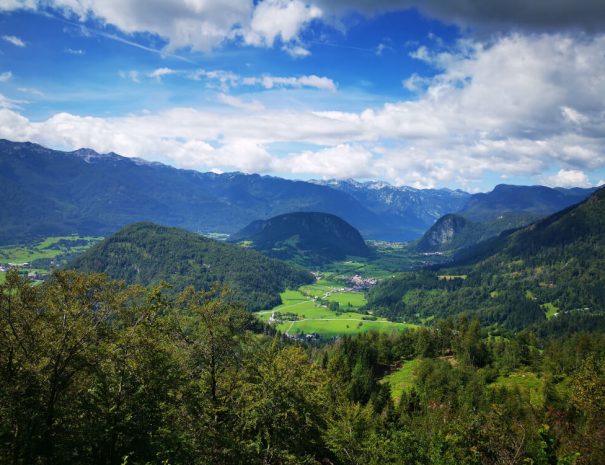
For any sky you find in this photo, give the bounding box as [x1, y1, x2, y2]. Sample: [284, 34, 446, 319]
[1, 1, 605, 191]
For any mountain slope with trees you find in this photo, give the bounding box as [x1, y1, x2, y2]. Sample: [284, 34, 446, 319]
[69, 222, 313, 310]
[229, 212, 370, 265]
[368, 187, 605, 331]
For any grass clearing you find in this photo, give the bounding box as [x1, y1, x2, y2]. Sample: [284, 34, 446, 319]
[0, 271, 5, 284]
[491, 370, 544, 408]
[382, 359, 421, 401]
[542, 302, 559, 319]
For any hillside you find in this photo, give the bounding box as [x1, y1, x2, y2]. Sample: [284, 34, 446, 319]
[460, 184, 594, 221]
[229, 212, 370, 266]
[367, 187, 605, 332]
[0, 140, 384, 244]
[413, 184, 595, 252]
[69, 222, 313, 311]
[415, 214, 471, 252]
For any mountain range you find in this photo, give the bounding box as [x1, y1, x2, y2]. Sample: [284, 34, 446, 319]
[0, 139, 596, 245]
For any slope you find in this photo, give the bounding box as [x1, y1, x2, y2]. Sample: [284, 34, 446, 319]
[69, 222, 314, 311]
[0, 140, 383, 244]
[367, 187, 605, 331]
[229, 212, 370, 266]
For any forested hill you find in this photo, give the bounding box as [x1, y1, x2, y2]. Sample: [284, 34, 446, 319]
[69, 222, 313, 310]
[229, 212, 370, 265]
[367, 187, 605, 332]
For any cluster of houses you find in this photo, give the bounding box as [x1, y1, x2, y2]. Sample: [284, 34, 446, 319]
[349, 274, 377, 290]
[0, 262, 44, 280]
[284, 332, 320, 342]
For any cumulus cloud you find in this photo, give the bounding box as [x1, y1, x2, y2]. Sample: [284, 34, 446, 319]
[2, 34, 25, 47]
[0, 71, 12, 82]
[542, 169, 593, 188]
[0, 0, 320, 54]
[244, 0, 321, 47]
[0, 32, 604, 187]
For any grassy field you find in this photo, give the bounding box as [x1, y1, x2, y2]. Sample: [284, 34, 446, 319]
[0, 271, 5, 284]
[0, 236, 103, 283]
[542, 302, 559, 319]
[259, 287, 416, 338]
[326, 291, 367, 308]
[491, 370, 545, 407]
[0, 236, 102, 264]
[381, 359, 421, 401]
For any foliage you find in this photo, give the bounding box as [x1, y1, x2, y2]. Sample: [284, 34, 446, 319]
[69, 222, 313, 311]
[1, 270, 603, 464]
[367, 188, 605, 332]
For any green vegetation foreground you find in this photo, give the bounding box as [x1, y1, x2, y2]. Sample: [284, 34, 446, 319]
[1, 270, 604, 465]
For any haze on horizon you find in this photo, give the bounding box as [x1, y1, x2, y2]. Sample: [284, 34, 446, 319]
[1, 0, 605, 191]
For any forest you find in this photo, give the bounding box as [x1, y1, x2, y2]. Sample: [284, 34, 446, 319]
[1, 270, 603, 465]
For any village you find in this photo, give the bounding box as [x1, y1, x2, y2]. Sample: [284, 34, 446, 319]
[0, 262, 45, 281]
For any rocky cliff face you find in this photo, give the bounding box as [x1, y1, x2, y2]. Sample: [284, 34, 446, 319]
[415, 214, 470, 251]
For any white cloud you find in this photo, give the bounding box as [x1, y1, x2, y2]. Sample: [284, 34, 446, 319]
[17, 87, 44, 96]
[2, 35, 25, 47]
[274, 144, 376, 178]
[282, 44, 311, 57]
[65, 48, 85, 55]
[244, 0, 321, 47]
[0, 32, 604, 187]
[0, 0, 321, 54]
[0, 94, 24, 109]
[118, 70, 140, 83]
[242, 74, 336, 91]
[149, 67, 177, 80]
[542, 169, 593, 188]
[217, 93, 265, 111]
[0, 71, 12, 82]
[598, 180, 605, 186]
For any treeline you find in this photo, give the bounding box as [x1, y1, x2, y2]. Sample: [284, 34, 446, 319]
[367, 233, 605, 330]
[1, 270, 604, 464]
[69, 222, 313, 310]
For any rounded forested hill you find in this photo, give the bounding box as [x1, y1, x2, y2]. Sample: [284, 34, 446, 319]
[229, 212, 371, 265]
[69, 222, 313, 311]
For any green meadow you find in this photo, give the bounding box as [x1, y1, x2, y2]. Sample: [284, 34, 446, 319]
[381, 359, 422, 401]
[260, 286, 415, 338]
[0, 236, 102, 264]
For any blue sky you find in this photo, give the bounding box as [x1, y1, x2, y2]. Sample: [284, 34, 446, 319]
[1, 1, 605, 191]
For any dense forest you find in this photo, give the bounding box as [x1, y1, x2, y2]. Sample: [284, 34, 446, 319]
[1, 270, 604, 464]
[69, 222, 313, 311]
[230, 212, 370, 266]
[368, 188, 605, 330]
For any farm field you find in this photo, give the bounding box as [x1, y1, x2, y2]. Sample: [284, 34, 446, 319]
[259, 285, 415, 339]
[381, 358, 422, 401]
[0, 236, 102, 264]
[0, 235, 103, 282]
